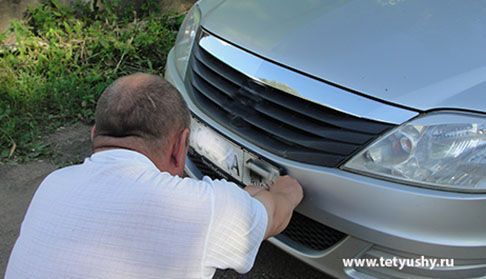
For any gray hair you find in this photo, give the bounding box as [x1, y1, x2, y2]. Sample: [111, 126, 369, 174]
[94, 73, 190, 147]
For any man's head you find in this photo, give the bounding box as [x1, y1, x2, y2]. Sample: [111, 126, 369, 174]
[92, 73, 190, 176]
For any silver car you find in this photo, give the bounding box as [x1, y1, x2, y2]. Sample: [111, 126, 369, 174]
[165, 0, 486, 278]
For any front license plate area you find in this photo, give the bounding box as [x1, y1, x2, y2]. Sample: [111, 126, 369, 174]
[189, 118, 280, 187]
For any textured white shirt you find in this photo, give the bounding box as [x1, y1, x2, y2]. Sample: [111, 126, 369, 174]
[6, 149, 268, 278]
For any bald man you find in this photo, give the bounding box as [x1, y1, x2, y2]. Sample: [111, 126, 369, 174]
[6, 73, 303, 278]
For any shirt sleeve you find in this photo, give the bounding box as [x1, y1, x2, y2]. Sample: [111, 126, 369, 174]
[202, 176, 268, 274]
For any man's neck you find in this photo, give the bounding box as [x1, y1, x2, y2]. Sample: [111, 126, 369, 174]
[92, 136, 146, 153]
[92, 136, 171, 173]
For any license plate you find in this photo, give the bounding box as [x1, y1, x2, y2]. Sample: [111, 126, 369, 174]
[189, 118, 280, 187]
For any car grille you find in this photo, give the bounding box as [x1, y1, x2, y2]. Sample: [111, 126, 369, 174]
[188, 150, 347, 252]
[187, 40, 395, 167]
[276, 211, 347, 251]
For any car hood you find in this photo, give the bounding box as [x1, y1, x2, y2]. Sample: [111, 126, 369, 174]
[202, 0, 486, 114]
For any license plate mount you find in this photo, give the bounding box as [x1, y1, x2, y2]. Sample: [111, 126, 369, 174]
[189, 118, 281, 187]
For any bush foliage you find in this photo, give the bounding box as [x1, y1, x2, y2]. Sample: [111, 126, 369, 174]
[0, 0, 184, 161]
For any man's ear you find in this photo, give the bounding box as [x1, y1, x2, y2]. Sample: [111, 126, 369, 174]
[91, 125, 96, 141]
[170, 128, 190, 174]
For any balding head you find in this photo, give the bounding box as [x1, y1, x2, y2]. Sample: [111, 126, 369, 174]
[94, 73, 190, 152]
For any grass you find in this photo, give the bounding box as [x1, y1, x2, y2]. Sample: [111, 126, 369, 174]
[0, 0, 184, 162]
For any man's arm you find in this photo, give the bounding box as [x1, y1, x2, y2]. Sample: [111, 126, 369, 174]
[202, 175, 302, 274]
[244, 176, 303, 239]
[244, 184, 264, 196]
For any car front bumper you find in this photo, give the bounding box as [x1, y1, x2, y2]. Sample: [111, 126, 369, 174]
[165, 47, 486, 278]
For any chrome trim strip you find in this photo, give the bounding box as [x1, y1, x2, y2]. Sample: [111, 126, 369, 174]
[198, 33, 419, 125]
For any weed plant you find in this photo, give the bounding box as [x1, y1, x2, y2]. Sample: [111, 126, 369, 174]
[0, 0, 184, 161]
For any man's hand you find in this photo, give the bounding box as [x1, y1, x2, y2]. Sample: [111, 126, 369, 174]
[270, 176, 303, 209]
[247, 176, 303, 239]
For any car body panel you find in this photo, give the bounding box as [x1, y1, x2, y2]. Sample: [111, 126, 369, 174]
[166, 1, 486, 277]
[166, 48, 486, 278]
[166, 48, 486, 259]
[202, 0, 486, 113]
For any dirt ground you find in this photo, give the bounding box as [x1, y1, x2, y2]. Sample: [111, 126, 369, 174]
[0, 123, 329, 278]
[0, 123, 92, 274]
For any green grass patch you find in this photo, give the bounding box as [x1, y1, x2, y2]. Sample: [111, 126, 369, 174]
[0, 0, 184, 161]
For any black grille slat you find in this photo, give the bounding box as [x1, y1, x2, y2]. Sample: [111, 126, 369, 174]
[195, 47, 392, 135]
[191, 94, 344, 165]
[253, 86, 389, 135]
[194, 57, 372, 145]
[192, 58, 239, 100]
[192, 74, 232, 108]
[253, 104, 372, 144]
[193, 82, 358, 155]
[195, 49, 369, 135]
[192, 72, 360, 155]
[188, 41, 396, 167]
[194, 47, 245, 88]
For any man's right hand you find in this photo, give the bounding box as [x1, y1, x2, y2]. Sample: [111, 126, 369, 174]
[247, 175, 304, 239]
[270, 176, 303, 209]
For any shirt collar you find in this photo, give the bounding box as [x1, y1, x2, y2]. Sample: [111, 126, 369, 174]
[88, 149, 157, 169]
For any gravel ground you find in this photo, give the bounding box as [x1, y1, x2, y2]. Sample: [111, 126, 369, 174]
[0, 124, 331, 278]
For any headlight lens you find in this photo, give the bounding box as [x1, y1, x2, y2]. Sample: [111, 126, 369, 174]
[174, 4, 201, 78]
[343, 112, 486, 192]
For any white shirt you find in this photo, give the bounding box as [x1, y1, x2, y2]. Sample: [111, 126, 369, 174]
[6, 149, 268, 278]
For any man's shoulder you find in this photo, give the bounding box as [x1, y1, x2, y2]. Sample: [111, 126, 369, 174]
[42, 162, 86, 184]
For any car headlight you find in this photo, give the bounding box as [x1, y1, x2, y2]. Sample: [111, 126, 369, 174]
[174, 4, 201, 78]
[343, 111, 486, 192]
